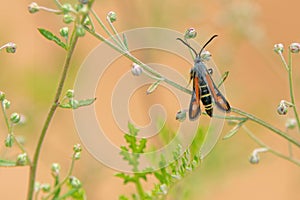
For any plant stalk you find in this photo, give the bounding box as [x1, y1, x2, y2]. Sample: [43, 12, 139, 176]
[231, 107, 300, 147]
[26, 31, 79, 200]
[287, 51, 300, 132]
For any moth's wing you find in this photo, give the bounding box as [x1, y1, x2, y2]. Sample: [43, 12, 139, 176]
[189, 76, 201, 120]
[205, 73, 231, 112]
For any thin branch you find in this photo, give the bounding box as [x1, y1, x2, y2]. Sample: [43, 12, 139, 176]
[243, 126, 300, 166]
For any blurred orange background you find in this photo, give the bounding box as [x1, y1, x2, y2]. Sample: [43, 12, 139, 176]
[0, 0, 300, 199]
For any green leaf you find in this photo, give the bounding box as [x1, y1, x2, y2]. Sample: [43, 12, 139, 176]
[115, 173, 135, 184]
[78, 98, 96, 107]
[0, 159, 16, 167]
[223, 119, 247, 140]
[119, 195, 129, 200]
[217, 71, 229, 88]
[154, 172, 166, 184]
[38, 28, 67, 50]
[189, 127, 206, 159]
[59, 98, 96, 109]
[128, 122, 139, 136]
[58, 188, 86, 200]
[146, 80, 161, 94]
[137, 138, 147, 153]
[124, 134, 137, 151]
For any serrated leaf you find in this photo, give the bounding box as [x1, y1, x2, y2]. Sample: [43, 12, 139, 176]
[154, 172, 165, 184]
[38, 28, 67, 50]
[146, 80, 161, 94]
[78, 98, 96, 107]
[124, 134, 137, 151]
[128, 122, 139, 136]
[119, 195, 129, 200]
[137, 138, 147, 153]
[0, 159, 16, 167]
[189, 127, 206, 159]
[217, 71, 229, 88]
[223, 119, 247, 140]
[58, 188, 86, 200]
[115, 173, 135, 184]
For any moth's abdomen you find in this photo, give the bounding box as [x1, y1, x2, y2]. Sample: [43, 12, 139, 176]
[199, 77, 213, 117]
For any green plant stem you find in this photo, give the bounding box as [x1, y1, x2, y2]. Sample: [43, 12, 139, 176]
[287, 51, 300, 132]
[86, 27, 300, 149]
[84, 28, 192, 95]
[278, 52, 289, 71]
[231, 107, 300, 148]
[26, 29, 79, 200]
[106, 16, 127, 50]
[184, 38, 195, 60]
[43, 153, 77, 200]
[134, 175, 145, 199]
[1, 102, 32, 164]
[90, 9, 125, 51]
[243, 126, 300, 166]
[1, 102, 11, 132]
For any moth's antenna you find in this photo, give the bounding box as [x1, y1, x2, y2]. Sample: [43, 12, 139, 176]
[198, 35, 218, 56]
[176, 38, 197, 58]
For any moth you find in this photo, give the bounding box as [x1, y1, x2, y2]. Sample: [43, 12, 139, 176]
[177, 35, 231, 120]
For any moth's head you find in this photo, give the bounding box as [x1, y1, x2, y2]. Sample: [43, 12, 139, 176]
[194, 55, 201, 63]
[177, 35, 218, 62]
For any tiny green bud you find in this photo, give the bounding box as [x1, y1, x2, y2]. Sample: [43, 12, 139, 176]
[73, 143, 82, 153]
[69, 176, 81, 188]
[0, 91, 5, 101]
[41, 183, 51, 192]
[62, 3, 72, 14]
[175, 110, 187, 122]
[34, 182, 41, 192]
[83, 16, 91, 26]
[131, 63, 143, 76]
[277, 100, 289, 115]
[78, 5, 88, 15]
[2, 99, 11, 109]
[249, 154, 260, 164]
[10, 112, 21, 124]
[74, 152, 81, 160]
[249, 148, 267, 164]
[277, 104, 288, 115]
[66, 89, 74, 98]
[28, 2, 39, 14]
[76, 25, 86, 37]
[5, 42, 17, 53]
[16, 153, 28, 166]
[63, 14, 74, 24]
[274, 43, 284, 54]
[5, 134, 14, 147]
[160, 184, 168, 195]
[171, 173, 181, 180]
[69, 99, 79, 109]
[289, 43, 300, 54]
[285, 118, 296, 130]
[79, 0, 89, 4]
[184, 28, 197, 39]
[60, 27, 69, 39]
[51, 163, 61, 175]
[107, 11, 117, 23]
[200, 50, 211, 61]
